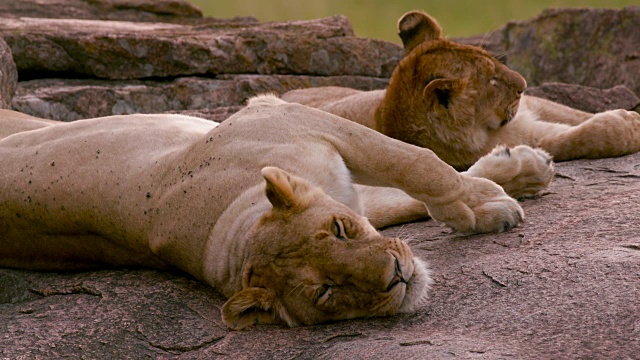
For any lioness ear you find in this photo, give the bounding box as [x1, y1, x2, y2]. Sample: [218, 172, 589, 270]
[398, 11, 443, 54]
[261, 166, 314, 210]
[423, 78, 467, 109]
[221, 287, 296, 330]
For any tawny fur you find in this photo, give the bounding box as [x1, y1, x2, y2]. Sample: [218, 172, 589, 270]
[282, 11, 640, 173]
[1, 95, 527, 330]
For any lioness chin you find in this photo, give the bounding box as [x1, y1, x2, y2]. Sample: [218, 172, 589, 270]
[282, 11, 640, 172]
[1, 95, 525, 329]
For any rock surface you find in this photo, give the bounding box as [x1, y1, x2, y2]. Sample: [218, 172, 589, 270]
[460, 6, 640, 97]
[2, 6, 639, 121]
[13, 75, 388, 121]
[0, 37, 17, 109]
[2, 153, 639, 359]
[0, 16, 400, 80]
[505, 7, 640, 96]
[0, 0, 204, 23]
[525, 83, 640, 113]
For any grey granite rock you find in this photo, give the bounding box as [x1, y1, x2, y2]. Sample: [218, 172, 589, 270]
[0, 16, 402, 80]
[0, 37, 17, 109]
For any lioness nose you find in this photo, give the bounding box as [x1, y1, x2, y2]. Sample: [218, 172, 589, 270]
[502, 64, 526, 94]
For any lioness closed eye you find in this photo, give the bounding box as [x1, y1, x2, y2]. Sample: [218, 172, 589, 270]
[283, 10, 640, 184]
[1, 95, 523, 329]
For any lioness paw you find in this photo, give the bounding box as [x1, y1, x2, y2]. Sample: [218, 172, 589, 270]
[427, 176, 523, 234]
[465, 145, 554, 199]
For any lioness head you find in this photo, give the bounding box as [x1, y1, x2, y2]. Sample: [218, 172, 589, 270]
[221, 167, 432, 330]
[376, 11, 527, 169]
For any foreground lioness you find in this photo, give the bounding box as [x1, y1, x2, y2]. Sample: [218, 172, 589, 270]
[282, 11, 640, 170]
[0, 95, 532, 329]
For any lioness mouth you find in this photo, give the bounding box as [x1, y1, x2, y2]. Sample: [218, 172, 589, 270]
[387, 257, 409, 291]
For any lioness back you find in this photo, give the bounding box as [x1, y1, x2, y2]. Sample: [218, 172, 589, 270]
[282, 87, 385, 129]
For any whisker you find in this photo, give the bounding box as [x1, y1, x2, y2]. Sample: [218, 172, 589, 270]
[494, 49, 515, 61]
[288, 282, 304, 296]
[297, 284, 309, 298]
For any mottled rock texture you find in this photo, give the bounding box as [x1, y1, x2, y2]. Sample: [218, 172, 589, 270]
[0, 16, 400, 80]
[2, 153, 639, 359]
[525, 83, 640, 113]
[505, 7, 640, 96]
[13, 75, 388, 121]
[0, 0, 204, 23]
[460, 6, 640, 97]
[0, 37, 17, 109]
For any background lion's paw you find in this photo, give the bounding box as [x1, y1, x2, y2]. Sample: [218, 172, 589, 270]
[466, 145, 554, 199]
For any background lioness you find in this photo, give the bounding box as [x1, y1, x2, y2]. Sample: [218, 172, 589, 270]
[1, 95, 529, 329]
[282, 11, 640, 170]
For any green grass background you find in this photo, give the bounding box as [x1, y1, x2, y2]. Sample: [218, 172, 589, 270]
[187, 0, 638, 42]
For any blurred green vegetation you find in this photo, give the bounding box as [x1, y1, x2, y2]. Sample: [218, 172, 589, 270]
[187, 0, 638, 42]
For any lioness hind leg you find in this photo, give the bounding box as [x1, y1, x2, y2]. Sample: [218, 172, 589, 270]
[0, 109, 59, 139]
[540, 109, 640, 161]
[355, 185, 430, 229]
[464, 145, 555, 199]
[520, 96, 593, 126]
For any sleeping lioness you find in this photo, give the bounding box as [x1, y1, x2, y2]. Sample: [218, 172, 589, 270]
[282, 11, 640, 170]
[0, 95, 543, 329]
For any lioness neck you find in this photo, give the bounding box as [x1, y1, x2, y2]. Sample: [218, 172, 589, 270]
[200, 184, 271, 297]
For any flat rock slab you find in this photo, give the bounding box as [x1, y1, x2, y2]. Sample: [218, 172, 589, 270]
[0, 16, 402, 80]
[2, 152, 639, 359]
[13, 75, 388, 121]
[0, 0, 204, 23]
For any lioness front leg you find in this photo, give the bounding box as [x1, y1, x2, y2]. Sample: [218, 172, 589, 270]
[327, 126, 523, 233]
[538, 109, 640, 160]
[356, 176, 523, 233]
[249, 96, 523, 234]
[464, 145, 555, 199]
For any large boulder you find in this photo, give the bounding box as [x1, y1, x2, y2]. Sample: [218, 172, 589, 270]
[460, 7, 640, 97]
[2, 152, 639, 359]
[0, 16, 402, 80]
[0, 0, 204, 23]
[505, 7, 640, 95]
[0, 37, 17, 109]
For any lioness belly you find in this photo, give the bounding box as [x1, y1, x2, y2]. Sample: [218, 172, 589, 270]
[0, 114, 216, 271]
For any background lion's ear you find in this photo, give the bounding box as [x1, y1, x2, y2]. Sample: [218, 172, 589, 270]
[398, 11, 443, 54]
[261, 166, 314, 210]
[222, 287, 296, 330]
[422, 78, 467, 109]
